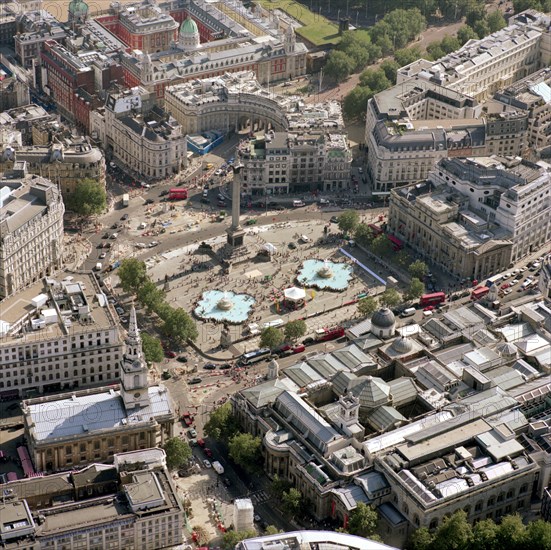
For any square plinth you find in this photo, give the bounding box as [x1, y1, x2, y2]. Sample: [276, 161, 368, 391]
[226, 227, 246, 247]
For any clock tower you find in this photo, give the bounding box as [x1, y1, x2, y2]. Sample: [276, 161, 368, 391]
[120, 304, 151, 410]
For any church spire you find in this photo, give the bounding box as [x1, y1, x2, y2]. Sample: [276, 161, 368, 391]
[128, 302, 139, 340]
[120, 304, 150, 410]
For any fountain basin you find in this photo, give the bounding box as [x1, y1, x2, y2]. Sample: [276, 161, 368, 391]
[297, 259, 352, 291]
[195, 290, 255, 324]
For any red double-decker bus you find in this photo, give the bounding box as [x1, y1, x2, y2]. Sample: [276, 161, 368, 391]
[387, 234, 404, 251]
[471, 286, 490, 301]
[419, 292, 446, 307]
[368, 223, 384, 236]
[168, 188, 188, 200]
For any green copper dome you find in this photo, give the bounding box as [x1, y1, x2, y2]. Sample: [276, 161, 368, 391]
[68, 0, 89, 17]
[180, 17, 199, 36]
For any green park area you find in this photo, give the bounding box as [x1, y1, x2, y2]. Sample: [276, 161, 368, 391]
[255, 0, 340, 46]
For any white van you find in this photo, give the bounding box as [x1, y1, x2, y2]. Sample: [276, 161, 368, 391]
[400, 307, 416, 318]
[95, 262, 102, 271]
[293, 200, 305, 207]
[138, 222, 147, 230]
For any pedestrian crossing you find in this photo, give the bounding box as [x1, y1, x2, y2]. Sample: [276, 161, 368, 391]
[249, 490, 270, 504]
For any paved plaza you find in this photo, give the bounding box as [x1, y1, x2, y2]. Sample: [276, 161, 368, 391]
[142, 218, 386, 355]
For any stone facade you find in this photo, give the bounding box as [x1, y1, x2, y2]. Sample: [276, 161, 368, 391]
[0, 272, 122, 400]
[0, 167, 64, 299]
[387, 156, 551, 279]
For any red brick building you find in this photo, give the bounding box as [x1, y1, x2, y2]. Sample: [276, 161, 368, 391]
[95, 3, 178, 53]
[41, 40, 95, 124]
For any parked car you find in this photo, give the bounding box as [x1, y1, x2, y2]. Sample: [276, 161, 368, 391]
[121, 213, 129, 220]
[144, 198, 154, 205]
[189, 377, 202, 385]
[165, 350, 177, 358]
[288, 242, 297, 250]
[188, 428, 197, 438]
[204, 448, 214, 459]
[219, 363, 232, 370]
[177, 356, 188, 363]
[330, 216, 339, 223]
[292, 344, 306, 354]
[197, 438, 205, 447]
[203, 363, 217, 370]
[149, 241, 160, 248]
[203, 459, 212, 468]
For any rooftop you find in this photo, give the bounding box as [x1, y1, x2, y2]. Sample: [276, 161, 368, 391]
[0, 272, 118, 344]
[25, 384, 172, 442]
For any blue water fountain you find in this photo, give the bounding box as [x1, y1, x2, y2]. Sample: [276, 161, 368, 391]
[297, 259, 353, 291]
[194, 290, 256, 324]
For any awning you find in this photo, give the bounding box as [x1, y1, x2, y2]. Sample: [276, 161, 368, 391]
[262, 243, 277, 254]
[284, 287, 306, 301]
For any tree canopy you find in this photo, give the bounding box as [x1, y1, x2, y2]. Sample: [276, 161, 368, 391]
[222, 530, 257, 549]
[406, 278, 425, 300]
[370, 234, 394, 257]
[324, 50, 356, 82]
[347, 503, 378, 538]
[204, 402, 239, 443]
[66, 178, 106, 217]
[284, 320, 307, 342]
[162, 307, 198, 344]
[137, 280, 165, 313]
[409, 260, 429, 280]
[118, 258, 148, 294]
[281, 488, 303, 518]
[260, 326, 284, 350]
[357, 296, 378, 318]
[354, 223, 375, 247]
[405, 511, 551, 550]
[228, 433, 262, 473]
[380, 288, 402, 308]
[269, 474, 293, 499]
[141, 332, 164, 364]
[163, 437, 192, 470]
[338, 210, 360, 234]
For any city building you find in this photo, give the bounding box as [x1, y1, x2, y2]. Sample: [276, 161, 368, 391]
[0, 104, 53, 145]
[364, 77, 530, 192]
[165, 71, 345, 136]
[236, 127, 351, 195]
[91, 86, 187, 179]
[40, 40, 124, 131]
[0, 450, 184, 550]
[232, 297, 551, 547]
[0, 135, 105, 199]
[539, 254, 551, 300]
[397, 11, 551, 102]
[0, 270, 123, 400]
[97, 0, 179, 54]
[0, 165, 64, 300]
[14, 10, 68, 69]
[238, 531, 398, 550]
[22, 305, 175, 471]
[387, 156, 551, 279]
[364, 11, 551, 192]
[493, 67, 551, 157]
[0, 3, 17, 46]
[95, 0, 307, 104]
[0, 54, 31, 110]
